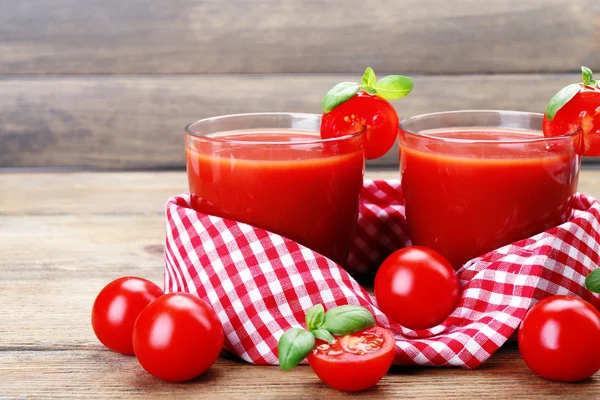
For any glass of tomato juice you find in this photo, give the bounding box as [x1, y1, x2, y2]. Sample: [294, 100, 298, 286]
[185, 113, 365, 266]
[399, 110, 580, 269]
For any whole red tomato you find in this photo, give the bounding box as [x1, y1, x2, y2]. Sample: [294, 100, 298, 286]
[518, 295, 600, 382]
[307, 326, 395, 392]
[321, 91, 399, 160]
[374, 246, 460, 330]
[133, 293, 224, 382]
[91, 276, 164, 354]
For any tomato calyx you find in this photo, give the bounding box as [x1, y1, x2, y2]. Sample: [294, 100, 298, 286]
[545, 66, 599, 121]
[277, 304, 376, 371]
[322, 67, 413, 113]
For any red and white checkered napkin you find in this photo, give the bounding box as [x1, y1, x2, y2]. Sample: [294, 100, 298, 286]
[163, 180, 600, 369]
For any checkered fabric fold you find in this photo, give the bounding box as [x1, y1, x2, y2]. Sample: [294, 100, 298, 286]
[164, 180, 600, 368]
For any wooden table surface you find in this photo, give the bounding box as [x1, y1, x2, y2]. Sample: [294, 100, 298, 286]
[3, 169, 600, 399]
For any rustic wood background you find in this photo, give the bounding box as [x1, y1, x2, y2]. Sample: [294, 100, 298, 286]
[1, 0, 599, 169]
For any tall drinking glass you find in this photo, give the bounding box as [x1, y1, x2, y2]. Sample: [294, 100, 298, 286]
[185, 113, 365, 266]
[399, 110, 580, 269]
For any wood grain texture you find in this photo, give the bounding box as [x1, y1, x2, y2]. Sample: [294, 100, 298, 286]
[2, 171, 600, 398]
[3, 170, 600, 216]
[1, 346, 597, 399]
[1, 0, 599, 75]
[0, 73, 582, 168]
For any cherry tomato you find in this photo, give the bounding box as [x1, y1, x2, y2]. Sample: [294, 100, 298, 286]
[543, 86, 600, 156]
[374, 246, 460, 330]
[307, 326, 395, 392]
[321, 91, 399, 160]
[132, 293, 224, 382]
[518, 295, 600, 382]
[91, 276, 164, 355]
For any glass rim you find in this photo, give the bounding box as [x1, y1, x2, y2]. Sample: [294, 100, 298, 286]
[399, 110, 577, 144]
[185, 112, 365, 145]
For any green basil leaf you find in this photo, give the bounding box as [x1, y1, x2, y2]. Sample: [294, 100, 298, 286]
[322, 82, 360, 113]
[545, 83, 581, 121]
[582, 66, 594, 86]
[277, 328, 315, 371]
[305, 304, 325, 331]
[311, 329, 335, 344]
[373, 75, 413, 100]
[585, 269, 600, 293]
[362, 67, 376, 89]
[321, 304, 375, 336]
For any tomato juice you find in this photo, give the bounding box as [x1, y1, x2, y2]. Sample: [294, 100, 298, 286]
[399, 112, 580, 268]
[185, 115, 365, 266]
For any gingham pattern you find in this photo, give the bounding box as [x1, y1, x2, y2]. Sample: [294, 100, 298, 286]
[164, 180, 600, 368]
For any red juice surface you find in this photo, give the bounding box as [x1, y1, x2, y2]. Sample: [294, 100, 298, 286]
[400, 129, 579, 268]
[186, 130, 365, 266]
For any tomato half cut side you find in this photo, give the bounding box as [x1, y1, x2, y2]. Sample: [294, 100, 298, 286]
[321, 91, 399, 160]
[307, 326, 395, 392]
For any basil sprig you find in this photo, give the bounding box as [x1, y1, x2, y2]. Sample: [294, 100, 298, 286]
[321, 82, 361, 114]
[322, 67, 413, 113]
[277, 304, 376, 370]
[545, 66, 598, 121]
[311, 329, 335, 343]
[278, 328, 315, 371]
[321, 305, 376, 335]
[305, 304, 326, 331]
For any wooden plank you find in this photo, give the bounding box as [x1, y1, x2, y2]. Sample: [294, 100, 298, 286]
[0, 169, 599, 279]
[0, 73, 583, 169]
[0, 171, 396, 278]
[0, 171, 395, 215]
[2, 170, 600, 216]
[0, 345, 597, 399]
[0, 276, 164, 347]
[0, 214, 165, 273]
[1, 0, 598, 75]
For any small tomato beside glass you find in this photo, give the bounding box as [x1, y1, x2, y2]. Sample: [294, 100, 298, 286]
[307, 326, 395, 392]
[132, 292, 224, 382]
[374, 246, 460, 330]
[518, 295, 600, 382]
[91, 276, 164, 355]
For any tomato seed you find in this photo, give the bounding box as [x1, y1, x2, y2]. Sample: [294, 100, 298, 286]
[317, 344, 330, 351]
[327, 350, 343, 356]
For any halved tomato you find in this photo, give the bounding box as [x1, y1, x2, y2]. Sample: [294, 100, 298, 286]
[307, 326, 395, 392]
